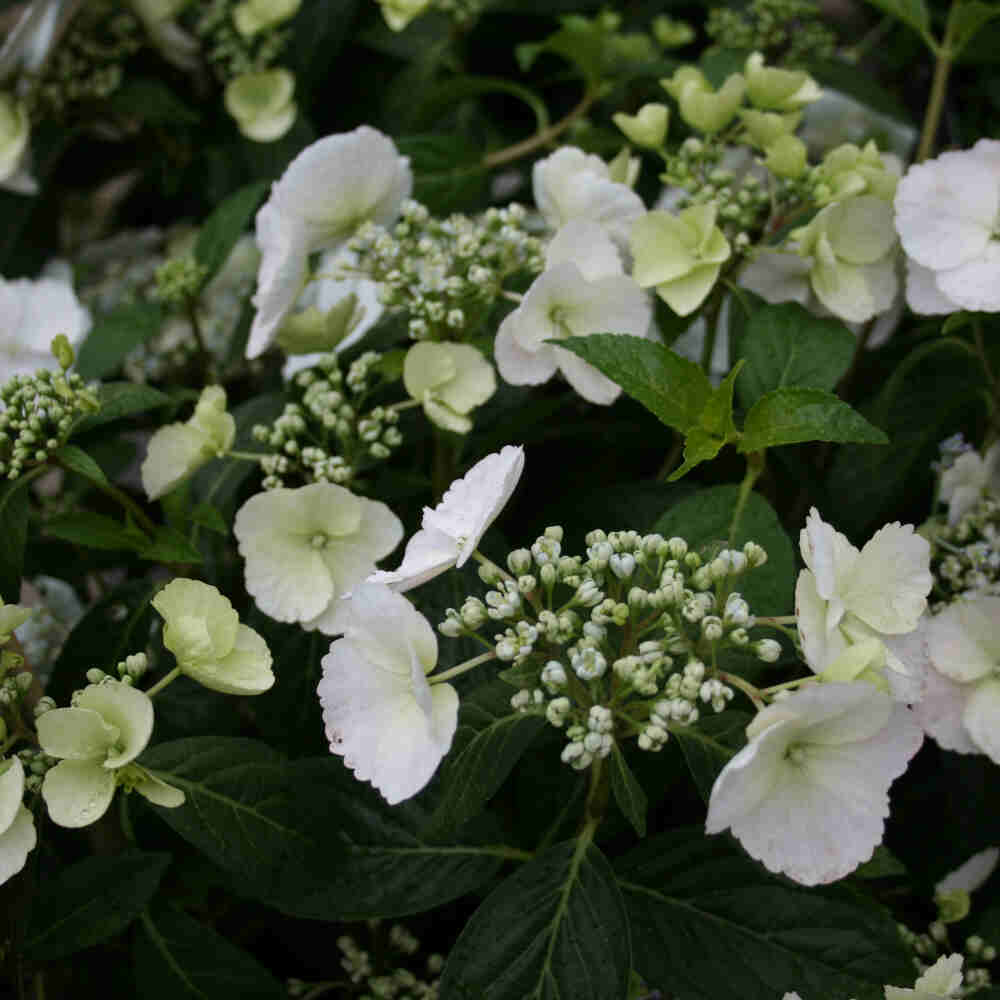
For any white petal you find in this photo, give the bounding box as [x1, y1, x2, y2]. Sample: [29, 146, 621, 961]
[494, 308, 561, 387]
[935, 242, 1000, 313]
[552, 345, 622, 405]
[368, 525, 459, 593]
[914, 954, 965, 997]
[74, 681, 155, 768]
[927, 599, 1000, 683]
[905, 258, 961, 315]
[545, 219, 623, 281]
[963, 679, 1000, 765]
[0, 806, 35, 886]
[799, 508, 858, 604]
[42, 760, 116, 828]
[936, 848, 999, 895]
[841, 522, 931, 634]
[36, 707, 117, 761]
[911, 656, 979, 755]
[795, 569, 848, 674]
[739, 250, 811, 305]
[0, 758, 24, 834]
[141, 423, 210, 500]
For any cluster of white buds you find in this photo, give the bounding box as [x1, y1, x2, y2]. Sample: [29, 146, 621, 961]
[898, 921, 996, 994]
[251, 353, 402, 488]
[930, 494, 999, 609]
[114, 652, 149, 685]
[0, 670, 32, 706]
[349, 199, 544, 343]
[440, 525, 773, 772]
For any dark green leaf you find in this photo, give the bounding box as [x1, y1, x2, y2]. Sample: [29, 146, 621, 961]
[700, 361, 744, 438]
[854, 846, 907, 879]
[189, 503, 228, 536]
[951, 1, 1000, 53]
[671, 712, 751, 803]
[609, 745, 648, 837]
[558, 335, 713, 433]
[617, 829, 913, 1000]
[53, 444, 108, 487]
[291, 0, 361, 95]
[861, 0, 931, 40]
[71, 382, 172, 434]
[194, 181, 269, 288]
[139, 526, 203, 565]
[653, 486, 795, 615]
[736, 303, 857, 409]
[429, 679, 545, 833]
[74, 302, 163, 380]
[440, 838, 631, 1000]
[0, 475, 30, 602]
[740, 387, 889, 452]
[396, 134, 489, 214]
[107, 78, 200, 125]
[134, 908, 284, 1000]
[26, 851, 169, 960]
[44, 511, 145, 551]
[667, 426, 725, 481]
[515, 14, 612, 84]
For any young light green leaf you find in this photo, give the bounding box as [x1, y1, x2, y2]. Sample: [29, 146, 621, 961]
[25, 851, 170, 960]
[609, 745, 648, 837]
[558, 334, 713, 433]
[53, 444, 108, 487]
[74, 302, 163, 380]
[429, 679, 545, 833]
[134, 908, 284, 1000]
[667, 427, 726, 481]
[440, 838, 631, 1000]
[740, 387, 889, 452]
[699, 361, 744, 439]
[736, 302, 856, 408]
[193, 180, 269, 289]
[617, 829, 913, 1000]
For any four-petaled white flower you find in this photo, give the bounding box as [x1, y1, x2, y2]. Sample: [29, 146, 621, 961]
[532, 147, 645, 244]
[705, 682, 923, 885]
[0, 757, 35, 886]
[37, 680, 184, 828]
[0, 263, 91, 382]
[885, 954, 965, 1000]
[370, 445, 524, 592]
[247, 126, 412, 358]
[403, 341, 496, 433]
[317, 582, 458, 804]
[895, 139, 1000, 314]
[795, 508, 931, 684]
[940, 443, 1000, 526]
[236, 482, 403, 633]
[495, 220, 651, 404]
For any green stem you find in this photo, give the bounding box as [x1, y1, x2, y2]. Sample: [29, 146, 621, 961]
[729, 451, 765, 545]
[581, 756, 608, 835]
[700, 290, 725, 374]
[427, 650, 496, 685]
[718, 671, 765, 710]
[756, 615, 797, 625]
[74, 471, 159, 539]
[145, 666, 182, 698]
[387, 398, 422, 413]
[656, 432, 685, 482]
[916, 21, 953, 162]
[228, 450, 265, 462]
[760, 676, 814, 696]
[472, 549, 516, 584]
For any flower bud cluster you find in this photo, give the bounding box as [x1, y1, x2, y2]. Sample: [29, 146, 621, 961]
[153, 254, 208, 306]
[195, 0, 294, 81]
[440, 525, 773, 772]
[705, 0, 835, 65]
[17, 748, 57, 793]
[251, 353, 402, 488]
[898, 921, 996, 994]
[0, 369, 100, 480]
[929, 494, 1000, 610]
[349, 199, 544, 343]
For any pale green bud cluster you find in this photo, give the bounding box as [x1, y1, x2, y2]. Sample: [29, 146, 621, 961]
[153, 254, 208, 306]
[0, 368, 100, 480]
[16, 748, 57, 793]
[928, 494, 1000, 610]
[195, 0, 294, 80]
[439, 526, 775, 772]
[252, 353, 402, 489]
[652, 14, 695, 49]
[898, 921, 996, 995]
[705, 0, 836, 66]
[349, 199, 544, 344]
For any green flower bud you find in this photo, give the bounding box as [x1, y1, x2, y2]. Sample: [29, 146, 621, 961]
[935, 889, 971, 924]
[763, 134, 807, 179]
[376, 0, 431, 31]
[613, 103, 670, 149]
[50, 334, 75, 372]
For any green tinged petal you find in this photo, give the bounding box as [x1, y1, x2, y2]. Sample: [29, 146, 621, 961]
[36, 707, 117, 762]
[41, 760, 116, 828]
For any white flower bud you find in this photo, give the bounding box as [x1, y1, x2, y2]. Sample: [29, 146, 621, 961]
[667, 537, 688, 559]
[439, 617, 463, 638]
[755, 638, 782, 662]
[85, 668, 106, 684]
[507, 548, 532, 575]
[546, 697, 571, 726]
[539, 563, 557, 587]
[541, 661, 568, 689]
[510, 690, 533, 711]
[544, 525, 563, 542]
[724, 594, 750, 626]
[571, 647, 607, 680]
[574, 580, 602, 607]
[460, 598, 487, 628]
[702, 616, 724, 641]
[743, 541, 767, 567]
[609, 553, 636, 580]
[729, 627, 749, 646]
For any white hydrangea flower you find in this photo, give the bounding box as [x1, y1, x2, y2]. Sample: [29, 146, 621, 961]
[895, 140, 1000, 313]
[940, 443, 1000, 526]
[885, 954, 965, 1000]
[0, 757, 35, 886]
[403, 341, 496, 433]
[0, 264, 91, 382]
[317, 582, 458, 804]
[235, 482, 403, 633]
[37, 680, 184, 827]
[370, 445, 524, 592]
[141, 385, 236, 500]
[795, 508, 932, 684]
[532, 146, 645, 244]
[247, 126, 411, 358]
[224, 68, 297, 143]
[920, 595, 1000, 764]
[705, 682, 923, 885]
[495, 220, 651, 404]
[153, 578, 275, 694]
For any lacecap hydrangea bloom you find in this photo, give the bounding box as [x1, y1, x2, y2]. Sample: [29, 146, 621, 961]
[317, 582, 458, 804]
[37, 680, 184, 828]
[895, 139, 1000, 314]
[153, 579, 274, 694]
[370, 445, 524, 592]
[0, 758, 36, 886]
[495, 220, 651, 404]
[236, 482, 403, 633]
[141, 385, 236, 500]
[705, 681, 923, 885]
[247, 126, 412, 359]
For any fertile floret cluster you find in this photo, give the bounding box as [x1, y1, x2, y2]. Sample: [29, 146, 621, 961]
[929, 496, 1000, 609]
[705, 0, 836, 65]
[349, 199, 545, 343]
[898, 922, 996, 996]
[251, 351, 403, 489]
[439, 526, 775, 771]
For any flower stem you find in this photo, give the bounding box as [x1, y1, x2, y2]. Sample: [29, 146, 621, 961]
[718, 671, 765, 710]
[427, 650, 496, 685]
[760, 676, 813, 696]
[916, 14, 955, 162]
[145, 666, 182, 698]
[756, 615, 797, 626]
[228, 450, 265, 462]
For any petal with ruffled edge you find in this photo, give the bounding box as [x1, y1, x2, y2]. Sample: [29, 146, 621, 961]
[0, 757, 24, 833]
[368, 524, 459, 593]
[42, 759, 116, 828]
[0, 806, 34, 886]
[184, 623, 274, 695]
[927, 597, 1000, 683]
[795, 569, 848, 674]
[935, 242, 1000, 313]
[962, 679, 1000, 765]
[905, 258, 961, 316]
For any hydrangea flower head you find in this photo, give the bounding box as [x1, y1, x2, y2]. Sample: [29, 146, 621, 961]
[317, 583, 458, 804]
[153, 578, 275, 694]
[705, 682, 923, 884]
[895, 139, 1000, 313]
[371, 445, 524, 592]
[235, 482, 403, 633]
[0, 757, 35, 885]
[37, 680, 184, 827]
